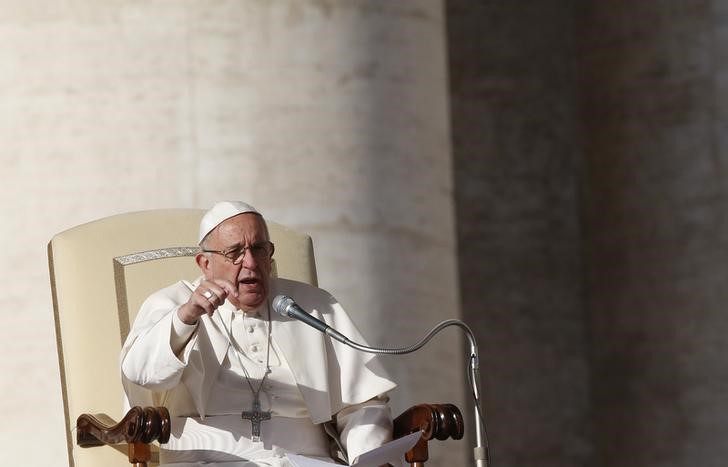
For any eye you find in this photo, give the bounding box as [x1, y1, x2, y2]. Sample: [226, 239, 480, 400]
[225, 248, 244, 260]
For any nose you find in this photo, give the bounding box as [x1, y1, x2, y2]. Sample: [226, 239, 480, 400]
[240, 248, 259, 269]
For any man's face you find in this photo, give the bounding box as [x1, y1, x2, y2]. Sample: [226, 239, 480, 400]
[199, 213, 273, 312]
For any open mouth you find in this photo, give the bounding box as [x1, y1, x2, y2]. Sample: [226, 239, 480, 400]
[239, 277, 260, 286]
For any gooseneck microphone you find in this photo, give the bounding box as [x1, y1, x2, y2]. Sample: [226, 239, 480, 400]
[271, 294, 491, 467]
[271, 295, 350, 344]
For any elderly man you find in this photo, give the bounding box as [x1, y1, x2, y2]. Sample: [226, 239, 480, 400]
[121, 201, 396, 467]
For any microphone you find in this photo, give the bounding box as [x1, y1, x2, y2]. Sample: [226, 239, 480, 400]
[272, 295, 349, 344]
[273, 294, 490, 467]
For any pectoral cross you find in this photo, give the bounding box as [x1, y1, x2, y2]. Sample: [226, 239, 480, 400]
[241, 395, 271, 442]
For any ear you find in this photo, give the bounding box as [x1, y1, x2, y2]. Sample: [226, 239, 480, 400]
[195, 252, 213, 278]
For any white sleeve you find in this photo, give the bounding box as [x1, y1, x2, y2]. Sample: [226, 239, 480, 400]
[334, 395, 393, 462]
[171, 309, 198, 355]
[121, 304, 198, 391]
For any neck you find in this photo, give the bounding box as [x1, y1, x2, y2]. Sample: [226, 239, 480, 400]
[237, 300, 268, 317]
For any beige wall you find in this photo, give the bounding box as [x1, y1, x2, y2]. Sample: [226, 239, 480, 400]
[0, 1, 464, 465]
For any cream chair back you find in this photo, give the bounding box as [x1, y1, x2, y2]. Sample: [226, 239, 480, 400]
[48, 209, 317, 467]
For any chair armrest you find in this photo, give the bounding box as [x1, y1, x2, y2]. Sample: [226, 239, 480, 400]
[393, 403, 464, 466]
[76, 406, 171, 446]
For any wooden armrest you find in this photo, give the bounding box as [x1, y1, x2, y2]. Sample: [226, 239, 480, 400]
[77, 406, 171, 446]
[393, 403, 464, 466]
[77, 406, 170, 466]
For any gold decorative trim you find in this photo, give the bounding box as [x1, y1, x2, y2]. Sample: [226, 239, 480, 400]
[115, 246, 200, 266]
[113, 260, 131, 344]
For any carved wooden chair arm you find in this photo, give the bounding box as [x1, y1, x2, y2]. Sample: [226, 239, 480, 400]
[393, 403, 464, 466]
[76, 406, 171, 466]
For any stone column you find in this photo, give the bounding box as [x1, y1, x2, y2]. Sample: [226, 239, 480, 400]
[578, 2, 728, 466]
[186, 2, 464, 463]
[447, 1, 592, 466]
[1, 0, 463, 465]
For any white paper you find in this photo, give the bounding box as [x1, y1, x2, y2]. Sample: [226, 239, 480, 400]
[287, 431, 422, 467]
[285, 455, 338, 467]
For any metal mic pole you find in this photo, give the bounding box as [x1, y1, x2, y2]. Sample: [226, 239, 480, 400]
[328, 319, 491, 467]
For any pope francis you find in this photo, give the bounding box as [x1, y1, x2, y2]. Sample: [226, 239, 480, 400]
[120, 201, 397, 467]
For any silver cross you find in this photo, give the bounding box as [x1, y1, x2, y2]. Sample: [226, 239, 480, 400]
[241, 395, 272, 442]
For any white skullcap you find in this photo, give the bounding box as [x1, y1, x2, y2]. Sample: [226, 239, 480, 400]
[198, 201, 260, 244]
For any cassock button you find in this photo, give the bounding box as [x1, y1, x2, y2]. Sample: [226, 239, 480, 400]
[247, 326, 255, 333]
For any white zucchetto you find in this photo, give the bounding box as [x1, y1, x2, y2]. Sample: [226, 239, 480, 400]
[198, 201, 260, 244]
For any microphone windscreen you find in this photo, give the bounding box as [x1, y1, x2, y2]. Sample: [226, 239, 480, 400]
[272, 295, 295, 316]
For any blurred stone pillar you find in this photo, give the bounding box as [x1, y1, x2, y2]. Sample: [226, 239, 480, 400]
[578, 2, 728, 466]
[182, 1, 466, 465]
[447, 1, 592, 466]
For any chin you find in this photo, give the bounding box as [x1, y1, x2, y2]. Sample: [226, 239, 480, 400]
[237, 293, 267, 311]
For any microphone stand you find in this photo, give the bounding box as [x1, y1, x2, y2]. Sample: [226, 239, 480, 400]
[326, 320, 491, 467]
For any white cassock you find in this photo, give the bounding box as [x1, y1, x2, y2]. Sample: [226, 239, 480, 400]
[121, 277, 397, 467]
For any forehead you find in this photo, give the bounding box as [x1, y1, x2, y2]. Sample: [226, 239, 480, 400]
[209, 213, 268, 247]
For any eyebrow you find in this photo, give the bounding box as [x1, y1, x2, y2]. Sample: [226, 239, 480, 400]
[222, 241, 267, 252]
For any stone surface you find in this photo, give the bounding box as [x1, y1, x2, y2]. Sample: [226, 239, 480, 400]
[447, 1, 592, 466]
[448, 1, 728, 466]
[578, 2, 728, 466]
[0, 1, 463, 465]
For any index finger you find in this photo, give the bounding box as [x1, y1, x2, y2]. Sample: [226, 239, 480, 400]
[211, 278, 238, 297]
